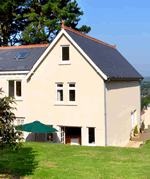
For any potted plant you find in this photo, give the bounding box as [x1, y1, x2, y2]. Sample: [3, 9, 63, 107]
[141, 121, 145, 133]
[134, 125, 139, 137]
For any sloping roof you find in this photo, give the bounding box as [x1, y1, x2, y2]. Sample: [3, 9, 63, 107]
[64, 27, 143, 80]
[141, 110, 145, 115]
[0, 25, 143, 80]
[0, 44, 48, 71]
[142, 106, 147, 110]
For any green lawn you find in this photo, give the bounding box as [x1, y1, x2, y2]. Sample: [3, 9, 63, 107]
[1, 141, 150, 179]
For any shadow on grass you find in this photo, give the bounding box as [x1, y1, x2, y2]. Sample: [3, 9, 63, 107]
[0, 146, 38, 178]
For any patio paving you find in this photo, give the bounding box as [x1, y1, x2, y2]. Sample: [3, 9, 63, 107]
[125, 126, 150, 148]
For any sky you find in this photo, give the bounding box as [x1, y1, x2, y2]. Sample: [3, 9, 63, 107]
[76, 0, 150, 77]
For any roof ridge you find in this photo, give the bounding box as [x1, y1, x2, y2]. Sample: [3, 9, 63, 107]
[61, 21, 116, 49]
[0, 44, 49, 49]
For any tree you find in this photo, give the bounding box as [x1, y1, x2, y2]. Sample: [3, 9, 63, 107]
[0, 0, 29, 46]
[0, 88, 23, 150]
[21, 0, 91, 44]
[141, 97, 150, 111]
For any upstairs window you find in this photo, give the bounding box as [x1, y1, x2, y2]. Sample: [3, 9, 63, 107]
[8, 80, 22, 99]
[68, 83, 76, 102]
[61, 46, 70, 62]
[15, 52, 29, 60]
[56, 83, 64, 103]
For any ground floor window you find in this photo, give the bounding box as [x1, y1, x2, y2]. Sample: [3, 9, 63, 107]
[11, 118, 25, 142]
[47, 125, 54, 142]
[60, 127, 65, 144]
[88, 127, 95, 144]
[131, 110, 137, 129]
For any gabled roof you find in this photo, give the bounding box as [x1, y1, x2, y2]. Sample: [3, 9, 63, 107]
[0, 44, 48, 71]
[0, 24, 143, 81]
[63, 25, 143, 80]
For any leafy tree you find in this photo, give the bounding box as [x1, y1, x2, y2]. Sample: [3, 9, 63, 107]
[0, 0, 29, 46]
[141, 97, 150, 111]
[0, 88, 23, 150]
[21, 0, 91, 44]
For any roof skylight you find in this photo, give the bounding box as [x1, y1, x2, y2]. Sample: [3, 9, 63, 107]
[15, 52, 29, 59]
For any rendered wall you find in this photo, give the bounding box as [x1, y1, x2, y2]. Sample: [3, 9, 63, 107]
[26, 34, 105, 146]
[143, 108, 150, 129]
[106, 80, 141, 147]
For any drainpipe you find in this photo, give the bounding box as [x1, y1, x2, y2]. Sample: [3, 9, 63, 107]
[104, 81, 107, 146]
[139, 80, 142, 127]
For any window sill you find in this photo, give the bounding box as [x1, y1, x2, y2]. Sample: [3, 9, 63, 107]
[54, 104, 77, 106]
[87, 143, 96, 146]
[59, 62, 71, 65]
[14, 99, 23, 101]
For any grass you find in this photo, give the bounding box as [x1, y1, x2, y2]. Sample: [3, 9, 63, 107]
[1, 141, 150, 179]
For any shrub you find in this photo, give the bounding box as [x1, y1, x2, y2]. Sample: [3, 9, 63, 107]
[0, 88, 23, 150]
[141, 121, 145, 131]
[134, 125, 138, 134]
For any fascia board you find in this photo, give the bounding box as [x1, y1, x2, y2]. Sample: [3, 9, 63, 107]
[26, 29, 107, 80]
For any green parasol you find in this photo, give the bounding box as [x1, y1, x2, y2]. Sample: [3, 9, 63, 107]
[16, 120, 58, 141]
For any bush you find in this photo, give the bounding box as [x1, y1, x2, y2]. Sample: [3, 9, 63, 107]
[134, 125, 138, 134]
[141, 121, 145, 131]
[0, 88, 23, 150]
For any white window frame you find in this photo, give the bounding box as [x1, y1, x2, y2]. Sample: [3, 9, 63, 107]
[7, 80, 22, 100]
[131, 110, 137, 129]
[11, 118, 25, 142]
[68, 83, 76, 103]
[56, 83, 64, 103]
[59, 126, 65, 144]
[61, 45, 70, 64]
[87, 127, 96, 146]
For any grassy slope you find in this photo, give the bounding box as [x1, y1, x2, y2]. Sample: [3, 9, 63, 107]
[1, 141, 150, 179]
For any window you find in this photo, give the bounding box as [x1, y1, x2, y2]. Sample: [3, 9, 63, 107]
[15, 52, 29, 59]
[11, 118, 25, 142]
[61, 46, 70, 62]
[68, 83, 76, 102]
[8, 80, 22, 99]
[131, 110, 137, 129]
[88, 128, 95, 144]
[56, 83, 64, 103]
[47, 125, 54, 143]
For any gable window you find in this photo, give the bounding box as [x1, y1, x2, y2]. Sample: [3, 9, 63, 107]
[68, 83, 76, 103]
[61, 46, 70, 62]
[56, 83, 64, 103]
[8, 80, 22, 99]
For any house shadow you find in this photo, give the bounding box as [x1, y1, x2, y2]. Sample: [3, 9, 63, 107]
[0, 146, 38, 178]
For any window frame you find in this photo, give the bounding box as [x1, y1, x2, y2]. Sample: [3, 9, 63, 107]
[87, 127, 96, 146]
[56, 83, 64, 103]
[11, 117, 25, 142]
[61, 45, 70, 64]
[7, 80, 22, 100]
[68, 83, 76, 103]
[14, 52, 29, 59]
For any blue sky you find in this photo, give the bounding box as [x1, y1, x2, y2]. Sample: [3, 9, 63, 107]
[76, 0, 150, 77]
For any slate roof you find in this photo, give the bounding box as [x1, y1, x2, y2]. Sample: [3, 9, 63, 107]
[142, 106, 147, 110]
[65, 28, 143, 80]
[0, 45, 48, 71]
[0, 27, 143, 80]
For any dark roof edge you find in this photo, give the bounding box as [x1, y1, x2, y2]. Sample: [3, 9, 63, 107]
[106, 77, 144, 81]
